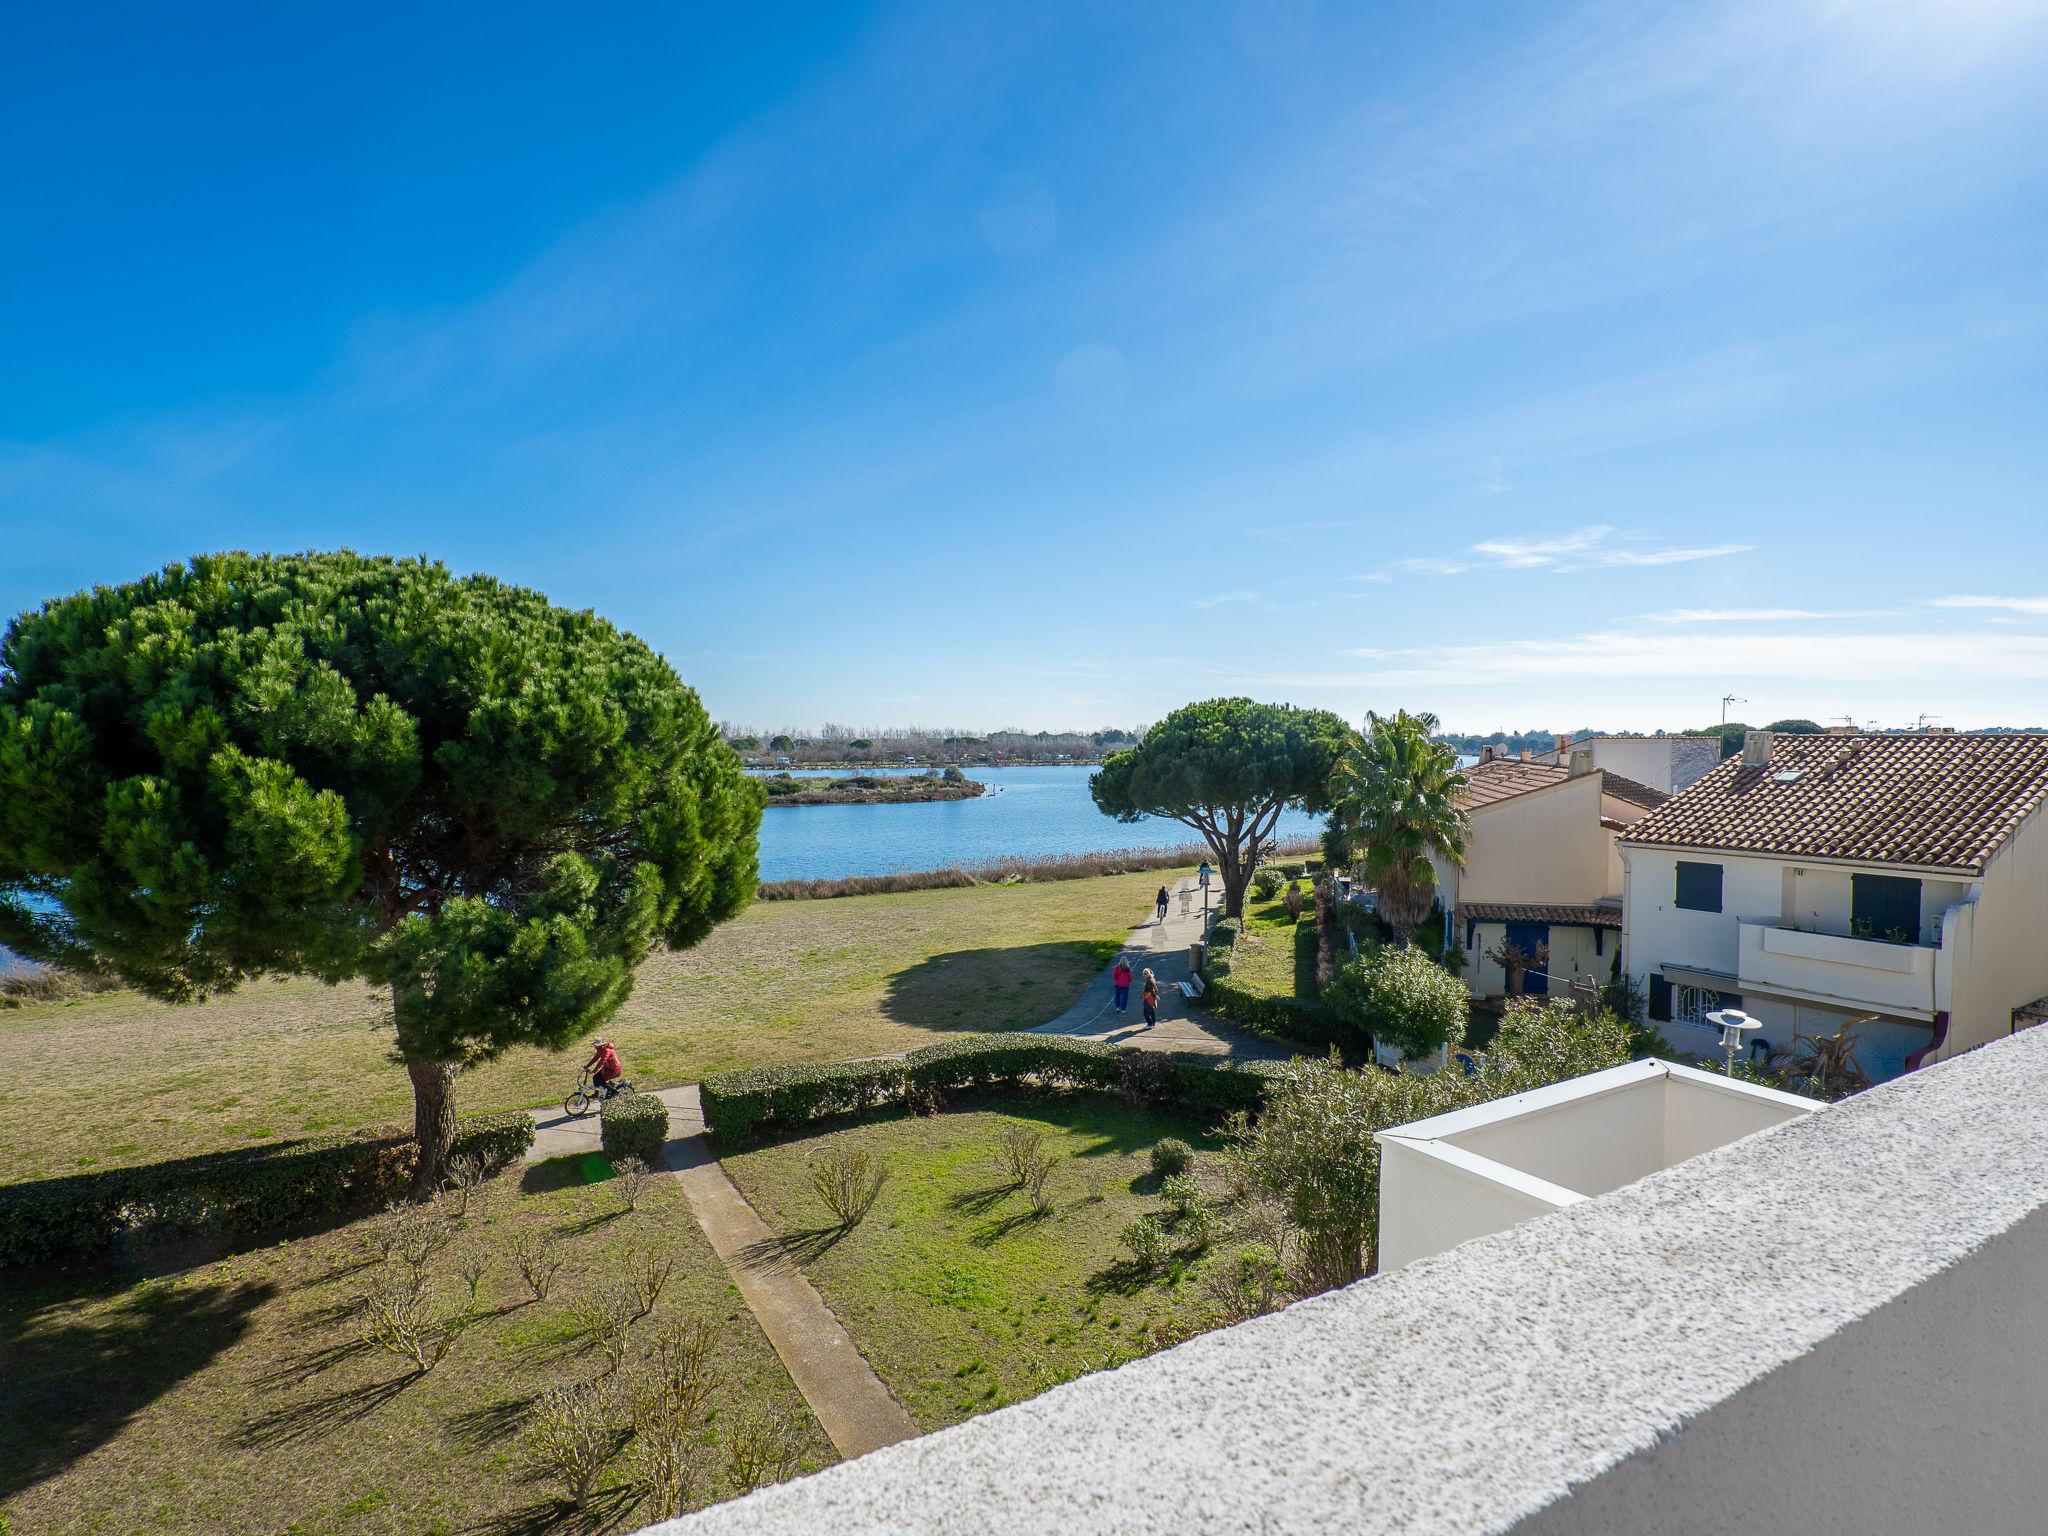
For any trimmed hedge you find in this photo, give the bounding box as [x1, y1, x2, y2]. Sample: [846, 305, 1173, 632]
[599, 1092, 671, 1165]
[698, 1058, 910, 1142]
[1203, 971, 1359, 1053]
[700, 1034, 1285, 1143]
[0, 1109, 535, 1269]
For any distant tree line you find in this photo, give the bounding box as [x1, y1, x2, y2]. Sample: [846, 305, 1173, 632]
[720, 723, 1140, 765]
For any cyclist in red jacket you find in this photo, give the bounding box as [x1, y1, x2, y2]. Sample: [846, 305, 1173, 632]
[585, 1039, 625, 1099]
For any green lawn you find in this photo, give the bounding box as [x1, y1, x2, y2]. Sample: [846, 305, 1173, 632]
[0, 871, 1180, 1185]
[0, 1161, 831, 1536]
[1225, 888, 1317, 1001]
[719, 1096, 1240, 1430]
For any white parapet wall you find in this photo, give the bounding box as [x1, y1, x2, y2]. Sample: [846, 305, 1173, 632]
[1375, 1058, 1821, 1270]
[647, 1028, 2048, 1536]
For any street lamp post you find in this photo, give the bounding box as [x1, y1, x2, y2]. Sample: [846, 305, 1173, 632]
[1198, 861, 1211, 929]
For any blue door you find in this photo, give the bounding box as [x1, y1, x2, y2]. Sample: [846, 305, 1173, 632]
[1503, 921, 1551, 995]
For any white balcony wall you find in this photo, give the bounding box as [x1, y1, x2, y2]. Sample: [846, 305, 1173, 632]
[1736, 920, 1938, 1018]
[1375, 1061, 1819, 1270]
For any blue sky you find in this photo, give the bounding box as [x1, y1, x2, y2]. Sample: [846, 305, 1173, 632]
[5, 0, 2047, 735]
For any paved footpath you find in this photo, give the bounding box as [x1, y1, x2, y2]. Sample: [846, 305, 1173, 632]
[1027, 873, 1290, 1059]
[524, 1087, 916, 1458]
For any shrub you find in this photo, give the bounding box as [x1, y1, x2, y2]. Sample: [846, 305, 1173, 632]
[1252, 868, 1284, 900]
[360, 1270, 473, 1374]
[1119, 1214, 1173, 1274]
[523, 1379, 632, 1512]
[1202, 971, 1354, 1052]
[809, 1145, 887, 1228]
[1160, 1172, 1204, 1220]
[723, 1406, 806, 1494]
[1283, 882, 1304, 920]
[573, 1286, 639, 1372]
[600, 1094, 669, 1166]
[1205, 1243, 1290, 1322]
[902, 1034, 1119, 1101]
[1322, 944, 1470, 1061]
[514, 1234, 565, 1301]
[700, 1058, 909, 1142]
[635, 1317, 722, 1519]
[0, 1108, 532, 1268]
[1149, 1137, 1195, 1179]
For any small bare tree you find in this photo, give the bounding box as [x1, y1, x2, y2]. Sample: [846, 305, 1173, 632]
[572, 1286, 638, 1373]
[631, 1248, 676, 1321]
[360, 1272, 472, 1374]
[522, 1379, 631, 1512]
[456, 1251, 491, 1303]
[722, 1405, 805, 1495]
[442, 1154, 487, 1221]
[513, 1235, 565, 1302]
[614, 1155, 650, 1212]
[990, 1125, 1046, 1188]
[808, 1146, 887, 1228]
[634, 1317, 723, 1519]
[1484, 935, 1549, 998]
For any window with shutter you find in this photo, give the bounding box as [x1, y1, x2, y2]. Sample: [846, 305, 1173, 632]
[1649, 974, 1673, 1022]
[1675, 861, 1724, 912]
[1851, 874, 1922, 943]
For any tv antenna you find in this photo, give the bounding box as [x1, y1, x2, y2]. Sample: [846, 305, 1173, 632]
[1915, 713, 1941, 730]
[1720, 694, 1747, 726]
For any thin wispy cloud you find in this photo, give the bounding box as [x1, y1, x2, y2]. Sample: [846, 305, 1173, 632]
[1322, 628, 2048, 686]
[1359, 525, 1753, 581]
[1646, 607, 1869, 624]
[1474, 456, 1513, 496]
[1929, 596, 2048, 615]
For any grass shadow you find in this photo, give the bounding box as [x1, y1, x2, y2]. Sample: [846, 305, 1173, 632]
[880, 940, 1125, 1031]
[968, 1206, 1052, 1248]
[945, 1180, 1019, 1216]
[734, 1226, 846, 1274]
[228, 1371, 416, 1449]
[254, 1333, 375, 1387]
[521, 1153, 615, 1196]
[461, 1483, 639, 1536]
[0, 1275, 272, 1495]
[444, 1392, 538, 1452]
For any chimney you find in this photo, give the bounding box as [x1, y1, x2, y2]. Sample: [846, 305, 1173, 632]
[1568, 748, 1594, 778]
[1480, 745, 1497, 763]
[1519, 748, 1532, 762]
[1556, 733, 1575, 753]
[1742, 730, 1773, 767]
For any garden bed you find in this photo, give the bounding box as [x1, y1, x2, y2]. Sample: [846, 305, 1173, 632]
[0, 1159, 830, 1535]
[719, 1095, 1255, 1430]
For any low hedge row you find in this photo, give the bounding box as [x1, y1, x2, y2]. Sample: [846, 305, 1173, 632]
[1203, 970, 1360, 1053]
[599, 1093, 670, 1164]
[0, 1109, 535, 1268]
[699, 1033, 1287, 1142]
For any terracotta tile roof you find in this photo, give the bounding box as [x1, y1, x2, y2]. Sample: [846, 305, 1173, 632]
[1459, 759, 1570, 809]
[1458, 758, 1669, 813]
[1597, 773, 1670, 811]
[1457, 901, 1624, 929]
[1618, 733, 2048, 873]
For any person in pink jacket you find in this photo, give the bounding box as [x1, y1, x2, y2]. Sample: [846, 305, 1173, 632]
[1111, 958, 1134, 1014]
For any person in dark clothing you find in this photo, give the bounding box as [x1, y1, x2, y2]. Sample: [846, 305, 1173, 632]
[1155, 885, 1171, 924]
[1141, 969, 1160, 1027]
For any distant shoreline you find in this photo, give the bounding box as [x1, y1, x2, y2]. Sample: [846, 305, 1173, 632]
[759, 772, 990, 807]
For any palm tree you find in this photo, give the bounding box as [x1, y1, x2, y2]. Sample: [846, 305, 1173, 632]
[1329, 710, 1469, 944]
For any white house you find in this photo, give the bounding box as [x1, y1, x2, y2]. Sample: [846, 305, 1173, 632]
[1433, 750, 1668, 1001]
[1535, 732, 1720, 795]
[1619, 730, 2048, 1082]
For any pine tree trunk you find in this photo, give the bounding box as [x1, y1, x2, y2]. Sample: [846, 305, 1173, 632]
[407, 1059, 457, 1200]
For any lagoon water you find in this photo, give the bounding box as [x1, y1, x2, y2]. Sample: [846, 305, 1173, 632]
[755, 764, 1326, 883]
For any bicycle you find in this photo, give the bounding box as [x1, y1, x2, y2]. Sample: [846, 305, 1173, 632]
[564, 1071, 637, 1118]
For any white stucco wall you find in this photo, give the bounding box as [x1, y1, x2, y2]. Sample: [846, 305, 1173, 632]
[1937, 802, 2048, 1060]
[1461, 774, 1612, 906]
[1547, 735, 1720, 795]
[1375, 1138, 1574, 1272]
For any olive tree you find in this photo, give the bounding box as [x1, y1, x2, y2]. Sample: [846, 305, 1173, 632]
[1090, 698, 1352, 918]
[0, 552, 762, 1191]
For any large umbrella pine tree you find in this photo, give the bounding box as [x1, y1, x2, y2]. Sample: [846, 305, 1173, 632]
[0, 552, 765, 1191]
[1091, 698, 1353, 918]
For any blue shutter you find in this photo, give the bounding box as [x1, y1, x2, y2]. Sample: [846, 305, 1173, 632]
[1675, 861, 1724, 912]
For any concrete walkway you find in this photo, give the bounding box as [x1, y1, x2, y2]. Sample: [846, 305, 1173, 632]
[661, 1086, 919, 1458]
[525, 1085, 917, 1458]
[1027, 874, 1290, 1060]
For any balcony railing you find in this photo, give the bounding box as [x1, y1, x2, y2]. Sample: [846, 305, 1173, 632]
[1736, 919, 1938, 1018]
